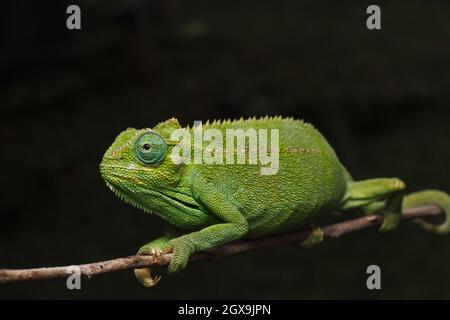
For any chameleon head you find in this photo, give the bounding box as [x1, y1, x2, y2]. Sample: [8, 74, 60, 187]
[99, 118, 183, 212]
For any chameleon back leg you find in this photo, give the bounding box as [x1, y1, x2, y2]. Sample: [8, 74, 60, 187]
[341, 178, 406, 231]
[300, 177, 407, 248]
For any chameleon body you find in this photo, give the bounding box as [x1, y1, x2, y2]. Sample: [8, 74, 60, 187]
[100, 117, 450, 287]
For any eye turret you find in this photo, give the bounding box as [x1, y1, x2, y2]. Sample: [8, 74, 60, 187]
[134, 132, 167, 165]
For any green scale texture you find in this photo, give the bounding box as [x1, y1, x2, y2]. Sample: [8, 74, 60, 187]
[100, 117, 450, 286]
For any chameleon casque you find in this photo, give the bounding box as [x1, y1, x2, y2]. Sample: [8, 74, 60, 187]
[100, 117, 450, 287]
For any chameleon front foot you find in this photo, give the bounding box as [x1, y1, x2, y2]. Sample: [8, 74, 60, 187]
[134, 268, 162, 288]
[135, 247, 164, 288]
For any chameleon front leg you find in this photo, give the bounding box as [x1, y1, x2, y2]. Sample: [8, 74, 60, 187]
[165, 175, 248, 274]
[341, 178, 406, 231]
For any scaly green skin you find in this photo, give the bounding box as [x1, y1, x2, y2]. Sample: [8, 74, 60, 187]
[100, 117, 450, 287]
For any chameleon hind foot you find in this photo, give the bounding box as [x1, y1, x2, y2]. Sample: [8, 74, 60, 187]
[379, 188, 404, 232]
[379, 208, 402, 232]
[299, 226, 324, 249]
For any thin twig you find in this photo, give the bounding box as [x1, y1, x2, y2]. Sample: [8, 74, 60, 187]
[0, 204, 443, 284]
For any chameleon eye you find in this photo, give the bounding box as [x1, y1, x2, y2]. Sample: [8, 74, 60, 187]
[134, 132, 167, 165]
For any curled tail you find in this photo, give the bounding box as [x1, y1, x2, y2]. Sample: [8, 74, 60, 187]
[404, 190, 450, 234]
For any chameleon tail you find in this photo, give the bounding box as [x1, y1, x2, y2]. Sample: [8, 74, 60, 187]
[403, 189, 450, 234]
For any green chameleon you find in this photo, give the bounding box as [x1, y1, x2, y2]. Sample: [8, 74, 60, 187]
[100, 117, 450, 287]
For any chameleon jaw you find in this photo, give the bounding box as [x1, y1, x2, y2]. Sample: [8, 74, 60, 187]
[103, 181, 153, 214]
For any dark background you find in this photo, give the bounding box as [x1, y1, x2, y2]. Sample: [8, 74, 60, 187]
[1, 0, 449, 299]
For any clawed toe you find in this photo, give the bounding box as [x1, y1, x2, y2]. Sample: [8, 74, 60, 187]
[134, 268, 162, 288]
[134, 248, 165, 288]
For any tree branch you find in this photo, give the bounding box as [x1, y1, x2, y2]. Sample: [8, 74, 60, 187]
[0, 204, 444, 284]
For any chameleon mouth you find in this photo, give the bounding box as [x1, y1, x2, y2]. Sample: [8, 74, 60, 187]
[157, 191, 200, 211]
